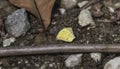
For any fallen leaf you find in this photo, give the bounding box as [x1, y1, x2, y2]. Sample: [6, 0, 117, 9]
[9, 0, 55, 30]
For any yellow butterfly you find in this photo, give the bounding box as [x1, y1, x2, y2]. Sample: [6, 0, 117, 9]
[56, 27, 75, 42]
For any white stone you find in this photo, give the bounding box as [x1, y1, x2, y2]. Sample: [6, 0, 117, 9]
[65, 54, 83, 67]
[104, 57, 120, 69]
[90, 53, 101, 62]
[78, 9, 95, 27]
[3, 37, 16, 47]
[61, 0, 77, 9]
[9, 37, 16, 43]
[114, 2, 120, 9]
[108, 7, 115, 13]
[59, 8, 66, 15]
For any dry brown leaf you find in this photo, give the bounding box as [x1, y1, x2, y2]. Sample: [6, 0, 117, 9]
[9, 0, 55, 30]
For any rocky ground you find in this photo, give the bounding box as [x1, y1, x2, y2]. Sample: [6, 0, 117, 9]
[0, 0, 120, 69]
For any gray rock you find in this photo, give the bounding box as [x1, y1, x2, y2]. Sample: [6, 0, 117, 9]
[5, 8, 30, 37]
[65, 54, 83, 67]
[78, 9, 95, 27]
[104, 57, 120, 69]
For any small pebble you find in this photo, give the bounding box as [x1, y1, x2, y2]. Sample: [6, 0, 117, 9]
[61, 0, 77, 9]
[78, 9, 95, 27]
[49, 63, 55, 68]
[104, 57, 120, 69]
[25, 60, 29, 64]
[12, 67, 19, 69]
[35, 63, 40, 67]
[40, 64, 47, 69]
[3, 37, 16, 47]
[90, 53, 101, 62]
[114, 2, 120, 9]
[65, 54, 83, 67]
[59, 8, 66, 15]
[108, 7, 115, 13]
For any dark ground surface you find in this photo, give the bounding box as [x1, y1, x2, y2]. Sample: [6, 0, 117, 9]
[0, 0, 120, 69]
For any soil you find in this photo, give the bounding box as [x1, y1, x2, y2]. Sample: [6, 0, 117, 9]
[0, 0, 120, 69]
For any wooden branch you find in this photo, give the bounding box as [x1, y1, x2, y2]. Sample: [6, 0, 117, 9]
[0, 44, 120, 57]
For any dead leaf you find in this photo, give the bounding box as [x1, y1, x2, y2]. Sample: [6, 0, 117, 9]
[9, 0, 55, 30]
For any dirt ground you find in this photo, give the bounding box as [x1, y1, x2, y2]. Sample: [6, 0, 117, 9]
[0, 0, 120, 69]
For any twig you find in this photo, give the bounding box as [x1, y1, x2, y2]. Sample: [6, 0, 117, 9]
[80, 0, 99, 10]
[0, 44, 120, 57]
